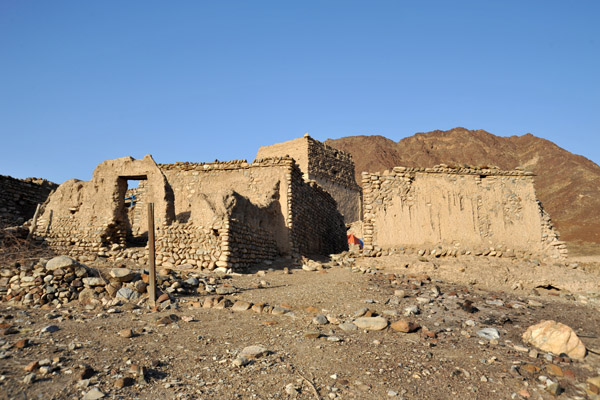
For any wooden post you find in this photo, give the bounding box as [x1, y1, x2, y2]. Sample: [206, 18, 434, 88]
[147, 203, 156, 307]
[27, 204, 42, 240]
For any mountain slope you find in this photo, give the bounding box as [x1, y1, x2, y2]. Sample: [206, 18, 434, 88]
[325, 127, 600, 245]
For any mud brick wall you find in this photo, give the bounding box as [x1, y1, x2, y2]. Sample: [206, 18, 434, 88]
[0, 175, 57, 226]
[362, 166, 566, 259]
[289, 167, 348, 256]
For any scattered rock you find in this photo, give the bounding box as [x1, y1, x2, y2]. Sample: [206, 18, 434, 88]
[24, 361, 39, 372]
[312, 314, 329, 325]
[82, 387, 105, 400]
[353, 317, 388, 331]
[390, 320, 420, 333]
[41, 325, 59, 334]
[232, 356, 250, 367]
[119, 328, 134, 338]
[522, 320, 586, 360]
[23, 372, 36, 384]
[82, 277, 105, 286]
[114, 376, 135, 388]
[476, 328, 500, 340]
[215, 286, 236, 295]
[339, 322, 358, 332]
[46, 256, 79, 270]
[240, 345, 270, 359]
[116, 287, 140, 301]
[109, 268, 135, 282]
[231, 300, 252, 312]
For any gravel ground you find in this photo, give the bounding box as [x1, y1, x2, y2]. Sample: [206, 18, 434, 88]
[1, 255, 600, 400]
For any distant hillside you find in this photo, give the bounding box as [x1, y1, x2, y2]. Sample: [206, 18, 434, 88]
[325, 128, 600, 246]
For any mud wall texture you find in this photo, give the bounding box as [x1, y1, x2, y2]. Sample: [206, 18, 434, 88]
[362, 166, 566, 259]
[257, 135, 362, 223]
[0, 175, 57, 226]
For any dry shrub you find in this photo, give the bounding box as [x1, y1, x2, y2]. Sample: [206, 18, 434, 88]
[0, 221, 54, 267]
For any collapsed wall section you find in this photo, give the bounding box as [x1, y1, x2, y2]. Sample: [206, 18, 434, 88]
[362, 166, 566, 259]
[0, 175, 57, 227]
[257, 134, 362, 223]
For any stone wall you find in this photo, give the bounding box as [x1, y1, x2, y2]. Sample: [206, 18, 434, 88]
[0, 175, 57, 227]
[289, 168, 348, 256]
[256, 134, 362, 222]
[155, 221, 224, 270]
[362, 165, 566, 259]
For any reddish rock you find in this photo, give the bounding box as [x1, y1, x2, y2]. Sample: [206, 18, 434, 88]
[390, 320, 420, 333]
[157, 293, 170, 303]
[24, 361, 39, 372]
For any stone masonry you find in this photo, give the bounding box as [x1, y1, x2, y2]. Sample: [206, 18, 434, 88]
[0, 175, 57, 227]
[257, 134, 362, 223]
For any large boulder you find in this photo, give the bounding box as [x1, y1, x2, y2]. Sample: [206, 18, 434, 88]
[522, 320, 586, 360]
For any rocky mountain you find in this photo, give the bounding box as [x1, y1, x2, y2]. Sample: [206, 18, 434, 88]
[325, 128, 600, 246]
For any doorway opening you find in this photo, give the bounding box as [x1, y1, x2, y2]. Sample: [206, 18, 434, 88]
[118, 175, 148, 248]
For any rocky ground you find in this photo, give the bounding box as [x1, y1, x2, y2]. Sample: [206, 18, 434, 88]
[1, 253, 600, 400]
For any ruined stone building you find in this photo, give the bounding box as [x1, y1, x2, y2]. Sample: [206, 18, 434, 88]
[33, 136, 354, 270]
[361, 165, 567, 259]
[25, 135, 565, 267]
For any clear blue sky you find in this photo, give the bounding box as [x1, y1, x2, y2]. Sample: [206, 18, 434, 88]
[1, 1, 599, 183]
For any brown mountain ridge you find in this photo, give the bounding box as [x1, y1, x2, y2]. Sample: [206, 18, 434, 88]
[325, 127, 600, 247]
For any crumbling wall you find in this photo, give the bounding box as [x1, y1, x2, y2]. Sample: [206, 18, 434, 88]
[35, 154, 349, 270]
[35, 155, 174, 261]
[257, 134, 362, 223]
[158, 158, 292, 266]
[362, 166, 566, 259]
[0, 175, 57, 227]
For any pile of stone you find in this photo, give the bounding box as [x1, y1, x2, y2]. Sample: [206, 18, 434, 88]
[1, 256, 95, 306]
[0, 255, 220, 307]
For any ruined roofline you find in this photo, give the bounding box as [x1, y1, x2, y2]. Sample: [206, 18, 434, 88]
[157, 156, 297, 172]
[362, 165, 535, 178]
